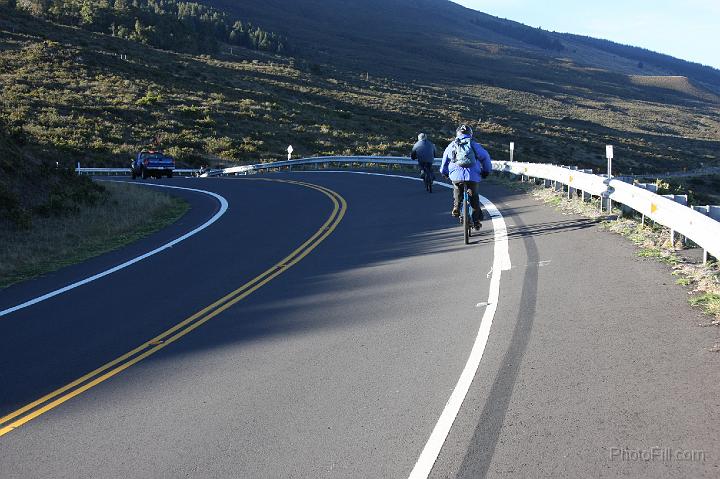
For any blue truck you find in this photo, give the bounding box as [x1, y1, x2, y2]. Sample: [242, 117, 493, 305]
[130, 150, 175, 179]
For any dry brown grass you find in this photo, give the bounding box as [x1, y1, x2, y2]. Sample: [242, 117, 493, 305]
[629, 75, 720, 103]
[0, 182, 188, 288]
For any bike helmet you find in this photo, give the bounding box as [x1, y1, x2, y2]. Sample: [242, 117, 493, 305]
[456, 124, 473, 137]
[418, 133, 427, 141]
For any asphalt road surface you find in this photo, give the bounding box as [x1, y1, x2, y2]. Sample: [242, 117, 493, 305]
[0, 172, 717, 478]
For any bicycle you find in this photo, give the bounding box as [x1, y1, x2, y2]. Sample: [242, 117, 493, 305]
[420, 163, 434, 193]
[456, 182, 482, 244]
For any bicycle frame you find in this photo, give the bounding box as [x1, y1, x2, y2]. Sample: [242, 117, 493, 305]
[462, 185, 472, 244]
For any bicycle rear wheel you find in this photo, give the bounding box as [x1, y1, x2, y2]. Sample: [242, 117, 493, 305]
[423, 167, 432, 192]
[463, 195, 470, 244]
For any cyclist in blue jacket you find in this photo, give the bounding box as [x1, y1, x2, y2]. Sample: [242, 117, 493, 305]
[411, 133, 437, 183]
[440, 124, 493, 229]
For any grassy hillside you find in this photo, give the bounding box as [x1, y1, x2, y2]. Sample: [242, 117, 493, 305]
[0, 115, 105, 230]
[13, 0, 289, 55]
[1, 0, 719, 184]
[0, 10, 446, 166]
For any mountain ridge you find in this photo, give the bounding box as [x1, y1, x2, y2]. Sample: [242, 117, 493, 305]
[204, 0, 720, 92]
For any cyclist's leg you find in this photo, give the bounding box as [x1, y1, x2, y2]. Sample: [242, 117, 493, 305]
[451, 181, 463, 216]
[467, 181, 482, 223]
[424, 163, 434, 181]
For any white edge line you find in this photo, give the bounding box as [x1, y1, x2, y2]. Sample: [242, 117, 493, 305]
[0, 182, 229, 318]
[293, 170, 511, 477]
[409, 194, 510, 479]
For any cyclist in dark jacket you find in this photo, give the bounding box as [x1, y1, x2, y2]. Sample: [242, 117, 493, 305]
[411, 133, 437, 182]
[440, 124, 492, 228]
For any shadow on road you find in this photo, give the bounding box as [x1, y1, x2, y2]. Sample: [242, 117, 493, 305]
[0, 173, 571, 454]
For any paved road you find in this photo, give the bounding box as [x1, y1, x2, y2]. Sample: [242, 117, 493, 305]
[0, 172, 717, 478]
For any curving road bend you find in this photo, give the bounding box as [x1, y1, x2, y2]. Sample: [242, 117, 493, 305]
[0, 172, 717, 478]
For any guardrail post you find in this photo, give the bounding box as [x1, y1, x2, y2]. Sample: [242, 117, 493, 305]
[691, 205, 713, 263]
[616, 178, 634, 216]
[567, 166, 578, 199]
[662, 195, 689, 246]
[618, 202, 632, 216]
[637, 183, 658, 225]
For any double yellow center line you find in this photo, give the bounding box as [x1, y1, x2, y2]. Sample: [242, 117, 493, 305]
[0, 179, 346, 437]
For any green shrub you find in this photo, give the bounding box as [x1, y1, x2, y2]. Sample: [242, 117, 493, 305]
[689, 293, 720, 317]
[0, 186, 30, 230]
[137, 91, 162, 105]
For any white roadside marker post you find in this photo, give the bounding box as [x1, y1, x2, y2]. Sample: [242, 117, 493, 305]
[606, 145, 613, 213]
[510, 142, 517, 181]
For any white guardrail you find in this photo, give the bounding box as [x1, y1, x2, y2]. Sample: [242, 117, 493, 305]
[77, 156, 720, 262]
[75, 168, 199, 176]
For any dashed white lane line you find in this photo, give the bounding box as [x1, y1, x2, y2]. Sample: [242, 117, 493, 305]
[0, 182, 228, 318]
[293, 170, 511, 478]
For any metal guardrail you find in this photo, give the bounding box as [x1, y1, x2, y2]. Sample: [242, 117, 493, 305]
[76, 168, 199, 176]
[493, 160, 720, 263]
[217, 156, 416, 175]
[78, 156, 720, 262]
